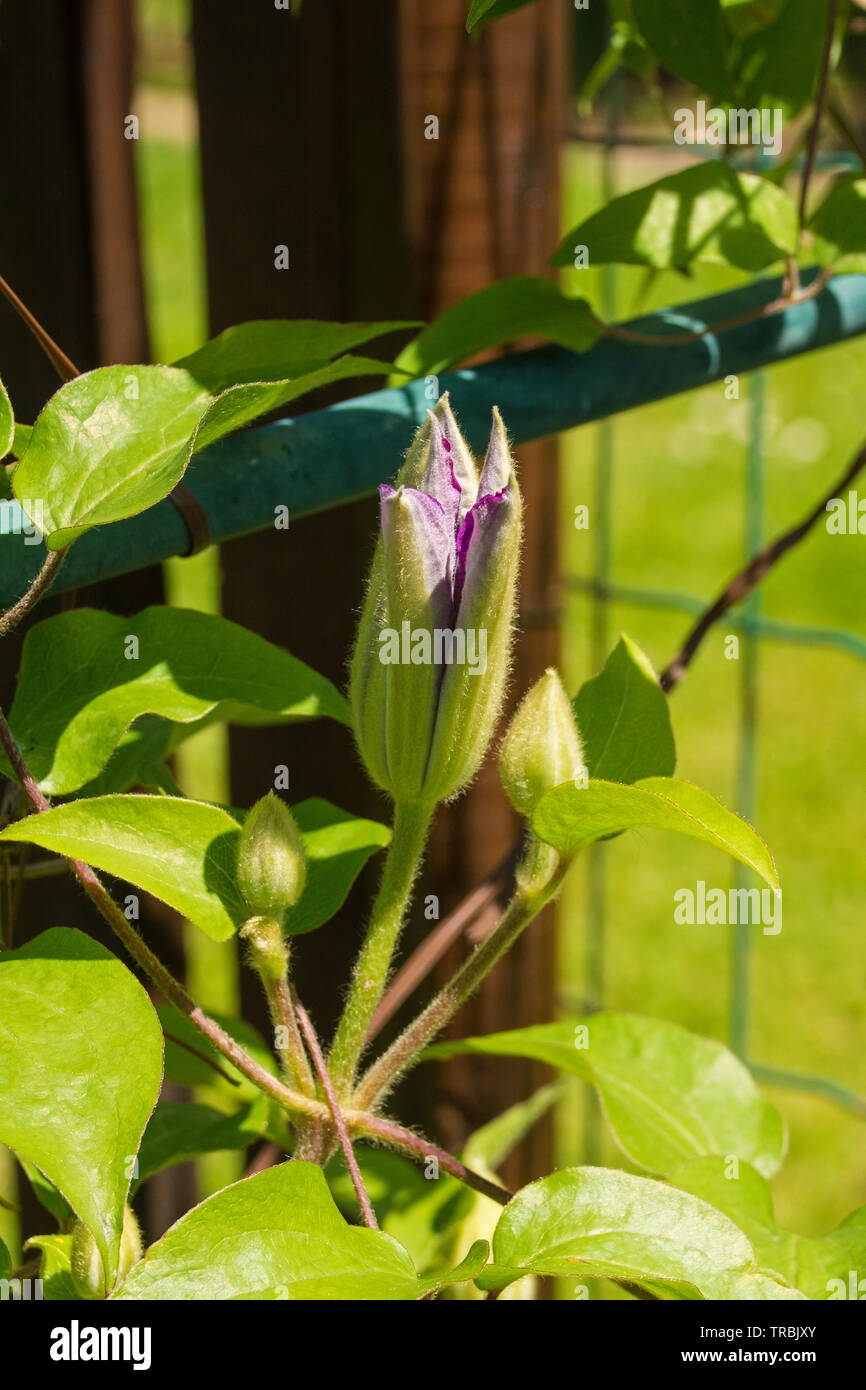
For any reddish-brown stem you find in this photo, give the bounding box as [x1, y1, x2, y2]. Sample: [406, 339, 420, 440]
[0, 273, 81, 382]
[602, 271, 833, 350]
[162, 1029, 241, 1088]
[798, 0, 839, 226]
[348, 1112, 512, 1207]
[293, 995, 378, 1229]
[661, 437, 866, 692]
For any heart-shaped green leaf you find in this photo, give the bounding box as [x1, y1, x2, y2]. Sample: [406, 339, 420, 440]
[574, 634, 675, 783]
[0, 928, 162, 1286]
[14, 366, 211, 549]
[532, 776, 779, 888]
[478, 1167, 803, 1298]
[552, 163, 798, 273]
[391, 277, 600, 382]
[14, 319, 404, 548]
[113, 1162, 487, 1300]
[0, 796, 390, 942]
[427, 1012, 785, 1177]
[672, 1155, 866, 1300]
[1, 797, 246, 940]
[5, 605, 349, 795]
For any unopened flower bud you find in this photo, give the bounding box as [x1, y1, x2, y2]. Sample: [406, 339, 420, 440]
[239, 914, 289, 982]
[71, 1204, 141, 1299]
[237, 793, 306, 921]
[350, 396, 522, 806]
[499, 667, 584, 817]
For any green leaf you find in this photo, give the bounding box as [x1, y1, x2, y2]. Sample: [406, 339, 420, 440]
[73, 717, 180, 799]
[428, 1012, 785, 1177]
[737, 0, 828, 117]
[329, 1149, 475, 1275]
[181, 353, 400, 456]
[391, 277, 600, 382]
[0, 795, 390, 942]
[1, 797, 246, 941]
[810, 177, 866, 272]
[574, 634, 675, 783]
[720, 0, 788, 39]
[13, 323, 400, 548]
[552, 163, 798, 273]
[632, 0, 734, 100]
[136, 1099, 269, 1183]
[0, 375, 13, 459]
[466, 0, 536, 32]
[18, 1155, 72, 1224]
[113, 1162, 486, 1300]
[10, 421, 31, 458]
[532, 776, 779, 888]
[25, 1232, 80, 1301]
[5, 605, 349, 795]
[14, 366, 212, 549]
[283, 797, 391, 936]
[0, 1235, 10, 1279]
[478, 1168, 804, 1297]
[0, 928, 162, 1286]
[672, 1155, 866, 1300]
[174, 318, 415, 390]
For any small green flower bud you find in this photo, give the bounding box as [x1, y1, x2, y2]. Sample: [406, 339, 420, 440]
[239, 914, 289, 982]
[499, 667, 584, 817]
[70, 1204, 141, 1299]
[237, 793, 307, 921]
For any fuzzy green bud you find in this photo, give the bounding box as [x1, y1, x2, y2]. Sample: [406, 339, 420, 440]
[499, 668, 584, 895]
[237, 793, 307, 921]
[499, 667, 584, 817]
[350, 396, 522, 805]
[239, 914, 289, 982]
[70, 1204, 141, 1299]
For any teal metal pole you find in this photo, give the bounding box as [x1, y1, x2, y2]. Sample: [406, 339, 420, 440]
[2, 270, 866, 605]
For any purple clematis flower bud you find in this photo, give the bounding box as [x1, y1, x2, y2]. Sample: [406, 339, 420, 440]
[350, 395, 522, 805]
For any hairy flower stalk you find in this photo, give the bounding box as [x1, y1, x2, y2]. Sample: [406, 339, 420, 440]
[329, 398, 523, 1096]
[355, 666, 583, 1112]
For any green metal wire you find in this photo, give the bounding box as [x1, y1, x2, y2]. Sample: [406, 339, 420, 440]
[730, 371, 766, 1058]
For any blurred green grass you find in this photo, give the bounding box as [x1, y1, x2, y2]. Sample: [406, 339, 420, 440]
[558, 144, 866, 1240]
